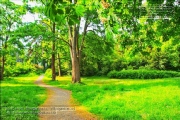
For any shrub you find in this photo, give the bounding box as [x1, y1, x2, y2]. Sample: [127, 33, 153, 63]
[59, 66, 69, 76]
[107, 70, 180, 79]
[44, 69, 52, 78]
[81, 66, 98, 76]
[4, 62, 36, 77]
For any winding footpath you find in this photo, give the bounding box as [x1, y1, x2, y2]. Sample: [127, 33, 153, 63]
[34, 75, 97, 120]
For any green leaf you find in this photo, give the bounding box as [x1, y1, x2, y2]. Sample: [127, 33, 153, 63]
[154, 40, 162, 47]
[68, 14, 80, 25]
[65, 7, 71, 14]
[123, 9, 129, 15]
[54, 0, 63, 3]
[57, 9, 64, 14]
[75, 5, 85, 16]
[141, 51, 150, 56]
[112, 23, 119, 34]
[68, 18, 75, 25]
[55, 15, 66, 25]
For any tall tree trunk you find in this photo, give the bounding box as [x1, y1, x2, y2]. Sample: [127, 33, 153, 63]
[0, 36, 8, 80]
[51, 22, 56, 80]
[68, 14, 89, 83]
[69, 25, 81, 83]
[57, 53, 61, 76]
[71, 53, 80, 83]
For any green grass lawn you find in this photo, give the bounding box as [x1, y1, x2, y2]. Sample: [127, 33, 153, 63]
[0, 75, 46, 120]
[44, 76, 180, 120]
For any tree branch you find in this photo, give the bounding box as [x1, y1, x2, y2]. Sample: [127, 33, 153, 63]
[55, 36, 71, 47]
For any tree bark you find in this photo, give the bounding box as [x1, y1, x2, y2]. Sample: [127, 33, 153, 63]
[0, 56, 4, 80]
[0, 39, 3, 80]
[51, 22, 56, 80]
[71, 52, 81, 83]
[57, 53, 61, 76]
[0, 36, 8, 80]
[68, 15, 89, 83]
[69, 25, 81, 83]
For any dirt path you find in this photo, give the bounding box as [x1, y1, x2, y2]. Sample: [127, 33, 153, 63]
[34, 75, 97, 120]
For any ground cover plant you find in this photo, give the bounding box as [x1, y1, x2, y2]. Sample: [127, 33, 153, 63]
[44, 76, 180, 119]
[0, 75, 46, 120]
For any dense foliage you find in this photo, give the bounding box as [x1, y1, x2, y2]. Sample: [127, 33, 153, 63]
[4, 62, 43, 77]
[0, 0, 179, 80]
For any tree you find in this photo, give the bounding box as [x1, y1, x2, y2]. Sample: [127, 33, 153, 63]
[32, 0, 116, 83]
[0, 0, 26, 80]
[23, 0, 179, 82]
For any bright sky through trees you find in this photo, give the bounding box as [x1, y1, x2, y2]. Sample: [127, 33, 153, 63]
[1, 0, 179, 81]
[11, 0, 39, 22]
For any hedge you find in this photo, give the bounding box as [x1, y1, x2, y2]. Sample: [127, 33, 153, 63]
[107, 70, 180, 79]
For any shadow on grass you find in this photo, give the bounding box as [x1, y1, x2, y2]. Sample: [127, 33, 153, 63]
[44, 76, 180, 91]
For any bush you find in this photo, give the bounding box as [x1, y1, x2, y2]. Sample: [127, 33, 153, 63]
[107, 70, 180, 79]
[4, 62, 44, 77]
[45, 69, 52, 78]
[59, 67, 69, 76]
[4, 62, 36, 77]
[81, 66, 98, 76]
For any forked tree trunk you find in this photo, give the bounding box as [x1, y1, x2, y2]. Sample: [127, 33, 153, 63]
[51, 22, 56, 80]
[69, 25, 81, 83]
[68, 0, 89, 83]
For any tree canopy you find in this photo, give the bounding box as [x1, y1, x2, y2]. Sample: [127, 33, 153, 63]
[0, 0, 179, 81]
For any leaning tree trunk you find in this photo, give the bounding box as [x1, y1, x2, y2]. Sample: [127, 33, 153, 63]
[51, 22, 56, 80]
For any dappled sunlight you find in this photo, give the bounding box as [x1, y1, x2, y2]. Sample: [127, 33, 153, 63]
[1, 76, 47, 119]
[0, 83, 35, 86]
[56, 76, 71, 81]
[85, 84, 180, 119]
[1, 0, 180, 119]
[1, 77, 38, 86]
[44, 77, 180, 119]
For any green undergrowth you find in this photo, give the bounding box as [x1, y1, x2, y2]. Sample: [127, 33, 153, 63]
[0, 76, 46, 120]
[44, 76, 180, 119]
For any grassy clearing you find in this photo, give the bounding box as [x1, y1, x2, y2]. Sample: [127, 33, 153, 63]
[0, 75, 46, 120]
[44, 76, 180, 119]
